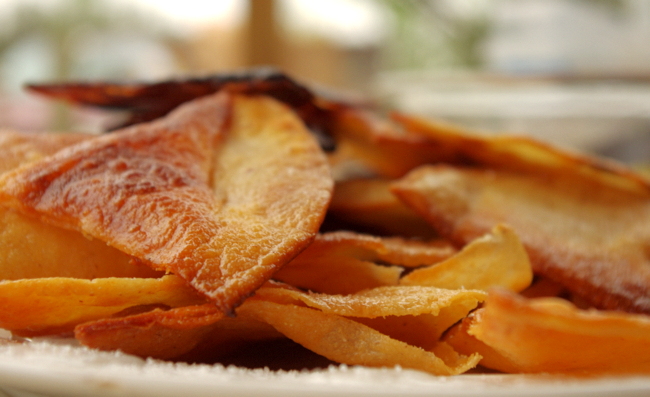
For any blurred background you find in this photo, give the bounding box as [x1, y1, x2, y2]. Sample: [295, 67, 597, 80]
[0, 0, 649, 163]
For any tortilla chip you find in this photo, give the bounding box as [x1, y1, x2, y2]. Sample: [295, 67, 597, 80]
[392, 164, 650, 314]
[445, 289, 650, 374]
[0, 93, 333, 313]
[0, 275, 205, 336]
[400, 225, 533, 292]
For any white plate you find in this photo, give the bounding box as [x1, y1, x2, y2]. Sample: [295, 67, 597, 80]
[0, 341, 649, 397]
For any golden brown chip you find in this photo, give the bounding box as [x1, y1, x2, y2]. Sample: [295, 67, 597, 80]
[327, 107, 446, 180]
[445, 289, 650, 374]
[237, 299, 481, 375]
[392, 112, 650, 196]
[75, 303, 225, 359]
[328, 178, 437, 237]
[306, 231, 455, 267]
[253, 283, 486, 348]
[274, 252, 402, 295]
[26, 69, 321, 130]
[392, 164, 650, 314]
[0, 93, 333, 313]
[400, 225, 533, 292]
[0, 130, 156, 280]
[75, 303, 282, 360]
[0, 275, 205, 336]
[274, 231, 455, 294]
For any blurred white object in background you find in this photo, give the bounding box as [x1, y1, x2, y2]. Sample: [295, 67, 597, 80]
[484, 0, 650, 76]
[377, 71, 650, 162]
[377, 0, 650, 163]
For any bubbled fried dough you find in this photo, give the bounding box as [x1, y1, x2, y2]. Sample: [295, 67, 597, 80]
[0, 92, 333, 313]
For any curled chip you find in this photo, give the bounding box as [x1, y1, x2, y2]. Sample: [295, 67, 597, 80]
[400, 224, 533, 292]
[445, 289, 650, 375]
[237, 283, 485, 376]
[0, 93, 333, 313]
[274, 231, 456, 294]
[75, 303, 226, 360]
[239, 300, 480, 376]
[392, 111, 650, 196]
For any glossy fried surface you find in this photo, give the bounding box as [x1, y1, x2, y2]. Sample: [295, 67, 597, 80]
[0, 130, 158, 281]
[392, 165, 650, 313]
[0, 93, 333, 313]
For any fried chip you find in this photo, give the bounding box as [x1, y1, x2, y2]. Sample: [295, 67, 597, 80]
[253, 283, 486, 349]
[0, 130, 159, 280]
[75, 303, 224, 359]
[392, 164, 650, 314]
[392, 112, 650, 196]
[445, 289, 650, 374]
[328, 178, 438, 237]
[273, 250, 402, 295]
[327, 107, 446, 180]
[400, 225, 533, 292]
[26, 69, 322, 131]
[0, 93, 333, 313]
[0, 275, 205, 336]
[274, 231, 456, 294]
[74, 303, 282, 360]
[237, 299, 481, 376]
[0, 208, 160, 280]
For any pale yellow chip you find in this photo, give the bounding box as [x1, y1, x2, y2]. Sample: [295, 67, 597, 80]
[0, 275, 205, 336]
[253, 283, 486, 350]
[0, 208, 160, 280]
[274, 255, 402, 295]
[237, 299, 481, 376]
[400, 224, 533, 292]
